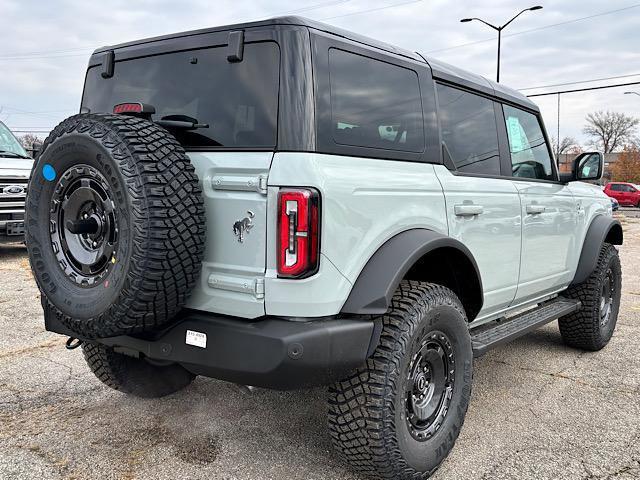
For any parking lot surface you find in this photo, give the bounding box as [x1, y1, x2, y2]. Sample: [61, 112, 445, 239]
[0, 216, 639, 480]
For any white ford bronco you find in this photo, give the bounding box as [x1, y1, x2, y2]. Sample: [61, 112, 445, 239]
[26, 17, 623, 479]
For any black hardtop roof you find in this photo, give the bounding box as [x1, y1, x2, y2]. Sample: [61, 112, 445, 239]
[93, 15, 537, 111]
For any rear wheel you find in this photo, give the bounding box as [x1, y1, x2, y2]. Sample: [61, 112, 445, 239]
[82, 342, 195, 398]
[559, 243, 621, 350]
[328, 281, 473, 479]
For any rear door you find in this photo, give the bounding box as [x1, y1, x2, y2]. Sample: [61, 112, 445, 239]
[434, 83, 522, 320]
[500, 104, 579, 303]
[81, 34, 281, 318]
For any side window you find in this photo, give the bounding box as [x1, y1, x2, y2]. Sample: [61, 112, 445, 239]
[328, 49, 424, 152]
[436, 83, 500, 176]
[503, 105, 554, 181]
[611, 184, 622, 191]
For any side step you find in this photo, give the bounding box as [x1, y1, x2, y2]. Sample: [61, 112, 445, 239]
[471, 297, 581, 357]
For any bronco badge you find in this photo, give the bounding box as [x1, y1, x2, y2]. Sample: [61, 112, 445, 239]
[233, 211, 255, 243]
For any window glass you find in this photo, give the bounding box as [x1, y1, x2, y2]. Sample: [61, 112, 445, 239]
[503, 105, 554, 180]
[436, 83, 500, 175]
[0, 121, 28, 158]
[82, 42, 280, 149]
[329, 49, 424, 152]
[611, 184, 622, 191]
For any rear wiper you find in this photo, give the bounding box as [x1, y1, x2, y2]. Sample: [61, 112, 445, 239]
[155, 115, 209, 131]
[0, 150, 30, 159]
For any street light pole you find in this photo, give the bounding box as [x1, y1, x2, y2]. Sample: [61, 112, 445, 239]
[461, 6, 543, 83]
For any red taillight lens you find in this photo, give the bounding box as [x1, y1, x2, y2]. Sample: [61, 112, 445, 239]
[277, 188, 320, 278]
[113, 103, 143, 114]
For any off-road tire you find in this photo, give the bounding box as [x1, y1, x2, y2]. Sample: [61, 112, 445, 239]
[328, 281, 473, 480]
[559, 243, 621, 350]
[26, 114, 205, 338]
[82, 342, 195, 398]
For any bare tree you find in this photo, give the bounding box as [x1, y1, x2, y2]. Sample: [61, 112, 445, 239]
[583, 111, 639, 153]
[17, 133, 41, 150]
[551, 136, 580, 158]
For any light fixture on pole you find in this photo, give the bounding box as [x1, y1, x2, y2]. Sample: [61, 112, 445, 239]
[460, 6, 543, 83]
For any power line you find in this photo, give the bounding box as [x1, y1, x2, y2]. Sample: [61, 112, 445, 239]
[0, 0, 355, 61]
[283, 0, 353, 15]
[526, 81, 640, 97]
[519, 73, 640, 91]
[425, 4, 640, 54]
[321, 0, 423, 20]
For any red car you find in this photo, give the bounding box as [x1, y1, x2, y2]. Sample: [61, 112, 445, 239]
[604, 182, 640, 207]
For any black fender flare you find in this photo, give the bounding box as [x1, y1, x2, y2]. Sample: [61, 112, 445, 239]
[571, 215, 623, 286]
[341, 229, 483, 316]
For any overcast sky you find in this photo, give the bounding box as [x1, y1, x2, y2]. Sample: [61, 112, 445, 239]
[1, 0, 639, 147]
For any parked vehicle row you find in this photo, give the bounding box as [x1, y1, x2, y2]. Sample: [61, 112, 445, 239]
[604, 181, 640, 207]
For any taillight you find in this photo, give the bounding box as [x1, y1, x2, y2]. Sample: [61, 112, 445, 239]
[113, 103, 156, 116]
[277, 188, 320, 278]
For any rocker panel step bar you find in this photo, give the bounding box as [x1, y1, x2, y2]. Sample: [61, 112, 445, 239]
[471, 297, 581, 357]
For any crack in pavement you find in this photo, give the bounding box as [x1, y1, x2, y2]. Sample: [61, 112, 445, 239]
[488, 358, 639, 395]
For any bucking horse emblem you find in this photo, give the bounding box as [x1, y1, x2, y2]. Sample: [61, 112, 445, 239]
[233, 211, 255, 243]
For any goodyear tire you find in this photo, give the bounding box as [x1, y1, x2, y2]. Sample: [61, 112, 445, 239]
[26, 114, 205, 339]
[328, 281, 473, 479]
[559, 243, 621, 351]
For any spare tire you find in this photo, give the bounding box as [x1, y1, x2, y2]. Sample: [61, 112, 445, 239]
[26, 114, 205, 339]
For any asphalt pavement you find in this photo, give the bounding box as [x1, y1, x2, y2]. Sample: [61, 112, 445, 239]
[0, 217, 638, 480]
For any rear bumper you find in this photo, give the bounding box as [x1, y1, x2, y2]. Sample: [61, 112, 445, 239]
[45, 310, 380, 390]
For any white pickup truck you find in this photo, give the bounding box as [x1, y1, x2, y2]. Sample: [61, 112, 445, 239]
[0, 121, 32, 243]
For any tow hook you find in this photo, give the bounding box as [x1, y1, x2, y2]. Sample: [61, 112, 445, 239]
[66, 337, 83, 350]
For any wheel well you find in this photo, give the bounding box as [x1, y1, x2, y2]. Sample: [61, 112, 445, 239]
[404, 247, 482, 322]
[605, 223, 623, 245]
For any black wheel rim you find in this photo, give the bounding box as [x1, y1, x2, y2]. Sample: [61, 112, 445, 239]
[50, 165, 118, 287]
[599, 267, 615, 328]
[405, 331, 455, 441]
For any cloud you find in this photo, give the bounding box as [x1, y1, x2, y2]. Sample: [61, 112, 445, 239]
[1, 0, 639, 144]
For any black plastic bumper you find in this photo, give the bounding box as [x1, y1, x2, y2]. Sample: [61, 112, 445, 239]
[45, 310, 380, 390]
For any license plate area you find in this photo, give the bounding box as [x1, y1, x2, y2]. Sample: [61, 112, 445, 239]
[6, 221, 25, 236]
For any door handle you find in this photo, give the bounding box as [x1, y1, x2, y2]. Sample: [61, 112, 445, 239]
[526, 204, 546, 215]
[454, 204, 484, 217]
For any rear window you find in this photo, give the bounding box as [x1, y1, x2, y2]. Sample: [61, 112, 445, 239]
[328, 49, 424, 153]
[82, 42, 280, 149]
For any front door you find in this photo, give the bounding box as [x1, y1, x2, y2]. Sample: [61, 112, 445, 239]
[500, 104, 579, 304]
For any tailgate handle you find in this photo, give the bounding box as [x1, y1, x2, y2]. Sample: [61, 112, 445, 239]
[454, 204, 484, 217]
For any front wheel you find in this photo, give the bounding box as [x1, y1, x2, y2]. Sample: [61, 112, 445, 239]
[559, 243, 622, 351]
[328, 281, 473, 479]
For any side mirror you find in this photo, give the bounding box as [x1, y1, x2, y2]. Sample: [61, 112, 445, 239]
[560, 152, 603, 183]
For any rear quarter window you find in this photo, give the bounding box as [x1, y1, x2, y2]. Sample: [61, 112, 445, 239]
[328, 48, 424, 153]
[82, 42, 280, 149]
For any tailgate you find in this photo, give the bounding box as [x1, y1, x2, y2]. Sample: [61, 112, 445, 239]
[185, 152, 272, 318]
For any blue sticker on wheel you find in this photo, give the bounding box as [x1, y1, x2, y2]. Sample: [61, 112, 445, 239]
[42, 164, 56, 181]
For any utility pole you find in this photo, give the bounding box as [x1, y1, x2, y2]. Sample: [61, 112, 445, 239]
[461, 6, 543, 83]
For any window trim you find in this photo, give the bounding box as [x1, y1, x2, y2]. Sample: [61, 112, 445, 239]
[500, 103, 559, 183]
[435, 81, 503, 178]
[435, 79, 561, 184]
[327, 47, 426, 154]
